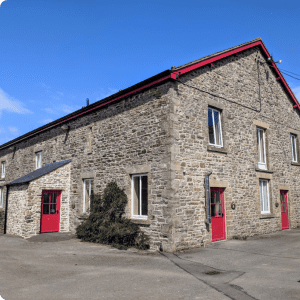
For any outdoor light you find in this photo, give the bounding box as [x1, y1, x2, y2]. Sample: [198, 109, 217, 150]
[61, 125, 69, 130]
[183, 170, 186, 175]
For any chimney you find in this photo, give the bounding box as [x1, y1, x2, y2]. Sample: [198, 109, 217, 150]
[86, 98, 89, 106]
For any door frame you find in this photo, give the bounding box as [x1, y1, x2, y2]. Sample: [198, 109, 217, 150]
[280, 189, 289, 230]
[40, 190, 61, 233]
[210, 187, 226, 242]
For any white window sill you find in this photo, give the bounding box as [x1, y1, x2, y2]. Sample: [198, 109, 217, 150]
[131, 215, 148, 220]
[130, 218, 151, 225]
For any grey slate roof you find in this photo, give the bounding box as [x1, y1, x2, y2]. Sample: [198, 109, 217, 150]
[8, 159, 72, 186]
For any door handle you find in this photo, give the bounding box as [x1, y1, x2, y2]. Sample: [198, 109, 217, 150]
[56, 210, 59, 214]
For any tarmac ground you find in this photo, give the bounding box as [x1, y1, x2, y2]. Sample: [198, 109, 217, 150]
[0, 229, 299, 300]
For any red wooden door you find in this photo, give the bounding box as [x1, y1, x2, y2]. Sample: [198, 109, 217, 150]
[211, 188, 226, 241]
[40, 190, 61, 233]
[280, 190, 289, 230]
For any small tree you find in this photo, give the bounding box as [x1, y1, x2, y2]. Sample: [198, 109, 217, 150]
[76, 182, 149, 250]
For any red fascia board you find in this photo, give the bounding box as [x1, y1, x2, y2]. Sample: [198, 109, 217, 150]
[172, 40, 300, 111]
[173, 41, 263, 76]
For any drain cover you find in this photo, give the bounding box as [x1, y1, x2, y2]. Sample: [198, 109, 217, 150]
[204, 270, 221, 275]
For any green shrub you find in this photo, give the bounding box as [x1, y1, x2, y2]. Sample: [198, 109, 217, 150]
[76, 182, 149, 250]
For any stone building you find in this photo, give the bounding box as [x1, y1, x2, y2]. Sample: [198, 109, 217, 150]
[0, 37, 300, 251]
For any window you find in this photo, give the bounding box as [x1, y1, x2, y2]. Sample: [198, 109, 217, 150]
[291, 134, 297, 162]
[257, 128, 267, 170]
[83, 179, 94, 213]
[259, 179, 270, 214]
[132, 174, 148, 219]
[0, 187, 3, 208]
[1, 162, 5, 178]
[208, 108, 223, 147]
[36, 151, 42, 169]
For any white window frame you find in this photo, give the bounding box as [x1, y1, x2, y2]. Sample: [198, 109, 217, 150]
[259, 179, 270, 214]
[83, 179, 93, 214]
[131, 174, 148, 220]
[291, 134, 297, 162]
[0, 187, 3, 208]
[257, 128, 267, 170]
[1, 162, 5, 178]
[208, 107, 223, 147]
[36, 151, 42, 169]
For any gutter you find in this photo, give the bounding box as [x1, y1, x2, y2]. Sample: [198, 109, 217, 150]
[3, 185, 9, 234]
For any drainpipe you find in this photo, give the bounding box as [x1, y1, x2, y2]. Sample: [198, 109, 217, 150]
[205, 171, 212, 225]
[4, 185, 9, 234]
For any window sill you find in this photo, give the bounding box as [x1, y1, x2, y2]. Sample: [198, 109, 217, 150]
[259, 213, 275, 219]
[291, 162, 300, 166]
[207, 145, 227, 154]
[78, 213, 89, 220]
[131, 218, 151, 226]
[255, 168, 273, 174]
[0, 178, 5, 181]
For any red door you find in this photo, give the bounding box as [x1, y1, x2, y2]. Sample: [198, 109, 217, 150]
[211, 188, 226, 241]
[280, 190, 289, 229]
[40, 190, 61, 233]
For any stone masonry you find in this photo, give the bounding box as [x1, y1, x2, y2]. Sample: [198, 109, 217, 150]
[6, 162, 71, 238]
[0, 38, 300, 251]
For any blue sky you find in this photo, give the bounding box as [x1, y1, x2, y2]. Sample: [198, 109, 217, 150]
[0, 0, 300, 145]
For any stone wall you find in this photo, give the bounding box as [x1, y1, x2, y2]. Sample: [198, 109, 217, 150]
[0, 83, 173, 249]
[167, 46, 300, 250]
[6, 162, 71, 238]
[6, 184, 29, 237]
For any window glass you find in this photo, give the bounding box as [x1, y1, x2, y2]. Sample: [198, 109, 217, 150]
[132, 174, 148, 218]
[141, 176, 148, 215]
[291, 134, 297, 162]
[257, 129, 267, 169]
[1, 162, 5, 178]
[208, 109, 215, 144]
[208, 108, 222, 147]
[36, 152, 42, 169]
[0, 187, 3, 208]
[83, 179, 94, 213]
[259, 179, 270, 214]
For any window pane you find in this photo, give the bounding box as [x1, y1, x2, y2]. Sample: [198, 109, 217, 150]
[259, 181, 264, 212]
[216, 192, 220, 203]
[44, 193, 50, 203]
[84, 180, 91, 213]
[133, 176, 140, 215]
[141, 176, 148, 215]
[216, 204, 221, 216]
[210, 191, 215, 203]
[208, 109, 215, 144]
[291, 135, 297, 161]
[43, 204, 49, 214]
[51, 193, 57, 203]
[263, 181, 269, 212]
[214, 110, 222, 146]
[211, 204, 215, 217]
[50, 204, 56, 214]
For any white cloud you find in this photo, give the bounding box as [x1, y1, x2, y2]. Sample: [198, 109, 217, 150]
[0, 88, 32, 115]
[43, 108, 56, 114]
[0, 0, 6, 7]
[8, 126, 18, 134]
[40, 118, 53, 124]
[59, 104, 76, 114]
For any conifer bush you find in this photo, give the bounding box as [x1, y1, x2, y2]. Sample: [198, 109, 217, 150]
[76, 182, 149, 250]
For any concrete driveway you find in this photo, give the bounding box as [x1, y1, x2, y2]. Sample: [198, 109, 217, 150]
[0, 229, 299, 300]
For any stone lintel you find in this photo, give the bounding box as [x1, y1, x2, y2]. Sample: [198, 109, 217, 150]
[253, 120, 270, 129]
